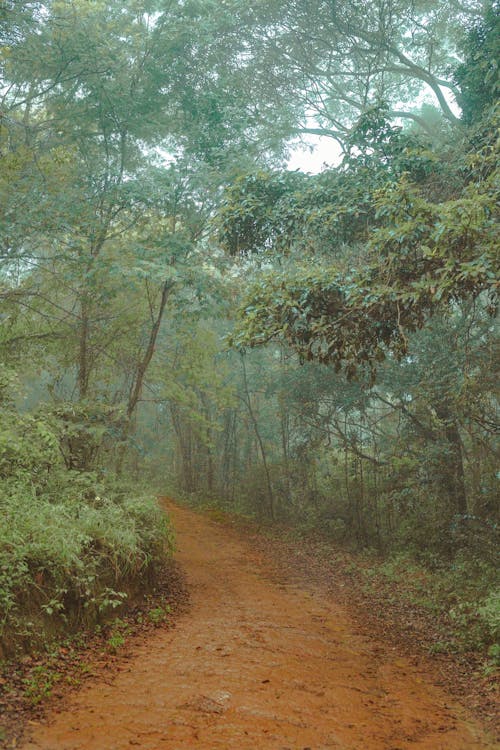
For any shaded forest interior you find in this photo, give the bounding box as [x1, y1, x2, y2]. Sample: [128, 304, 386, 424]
[0, 0, 498, 667]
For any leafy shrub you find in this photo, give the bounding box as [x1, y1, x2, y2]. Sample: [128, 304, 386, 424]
[478, 591, 500, 641]
[0, 480, 172, 654]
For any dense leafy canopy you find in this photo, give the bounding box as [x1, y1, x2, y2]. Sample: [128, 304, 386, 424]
[220, 109, 498, 378]
[455, 0, 500, 123]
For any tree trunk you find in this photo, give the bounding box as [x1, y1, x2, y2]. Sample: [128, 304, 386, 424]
[115, 279, 174, 474]
[240, 355, 275, 521]
[435, 404, 467, 516]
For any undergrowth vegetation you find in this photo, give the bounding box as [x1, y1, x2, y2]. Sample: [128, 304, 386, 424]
[363, 552, 500, 665]
[0, 486, 171, 650]
[0, 482, 171, 656]
[0, 392, 172, 656]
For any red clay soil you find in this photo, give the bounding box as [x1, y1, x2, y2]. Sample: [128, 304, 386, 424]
[20, 501, 496, 750]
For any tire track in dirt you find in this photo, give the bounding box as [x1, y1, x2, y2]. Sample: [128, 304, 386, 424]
[21, 501, 495, 749]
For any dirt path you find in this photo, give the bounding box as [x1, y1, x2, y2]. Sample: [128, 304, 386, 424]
[21, 502, 495, 750]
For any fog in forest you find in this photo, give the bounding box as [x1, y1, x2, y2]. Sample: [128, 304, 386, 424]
[0, 0, 498, 694]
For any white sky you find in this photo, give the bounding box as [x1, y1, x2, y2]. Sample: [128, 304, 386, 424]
[286, 134, 342, 174]
[287, 86, 462, 174]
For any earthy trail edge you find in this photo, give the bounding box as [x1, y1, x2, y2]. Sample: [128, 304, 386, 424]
[0, 558, 188, 749]
[247, 517, 499, 733]
[21, 501, 496, 750]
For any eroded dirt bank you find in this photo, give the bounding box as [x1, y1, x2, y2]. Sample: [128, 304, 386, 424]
[21, 501, 495, 749]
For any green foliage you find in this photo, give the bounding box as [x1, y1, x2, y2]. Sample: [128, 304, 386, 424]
[486, 643, 500, 672]
[0, 469, 172, 653]
[455, 1, 500, 123]
[23, 664, 62, 706]
[225, 109, 498, 381]
[362, 550, 499, 654]
[147, 604, 172, 626]
[0, 411, 59, 482]
[217, 111, 439, 258]
[105, 618, 132, 654]
[478, 591, 500, 641]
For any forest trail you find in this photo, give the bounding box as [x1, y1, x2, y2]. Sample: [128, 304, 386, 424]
[21, 501, 494, 750]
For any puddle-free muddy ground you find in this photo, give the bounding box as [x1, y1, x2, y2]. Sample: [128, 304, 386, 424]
[21, 501, 495, 749]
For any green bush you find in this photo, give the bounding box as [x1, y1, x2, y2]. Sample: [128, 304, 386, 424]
[0, 396, 173, 655]
[0, 482, 172, 655]
[478, 590, 500, 641]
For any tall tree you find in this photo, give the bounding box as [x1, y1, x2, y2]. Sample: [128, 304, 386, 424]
[195, 0, 486, 148]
